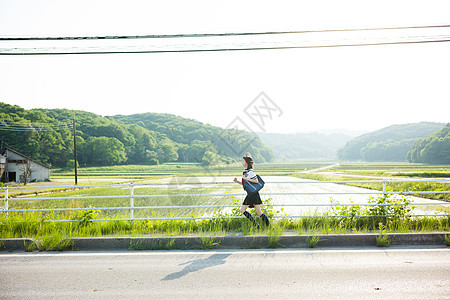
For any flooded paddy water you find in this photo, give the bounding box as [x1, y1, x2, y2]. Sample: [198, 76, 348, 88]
[157, 176, 449, 217]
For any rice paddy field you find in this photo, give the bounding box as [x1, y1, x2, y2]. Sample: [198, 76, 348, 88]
[1, 162, 329, 220]
[2, 162, 450, 221]
[1, 162, 449, 248]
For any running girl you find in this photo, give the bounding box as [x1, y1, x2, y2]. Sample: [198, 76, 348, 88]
[233, 154, 270, 228]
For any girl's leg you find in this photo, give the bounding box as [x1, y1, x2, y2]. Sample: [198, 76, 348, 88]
[254, 205, 270, 227]
[254, 205, 263, 216]
[241, 205, 259, 228]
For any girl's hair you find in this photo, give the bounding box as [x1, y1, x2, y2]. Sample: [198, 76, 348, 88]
[243, 154, 254, 169]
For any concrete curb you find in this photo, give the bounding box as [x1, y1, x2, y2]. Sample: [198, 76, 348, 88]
[0, 238, 39, 252]
[1, 233, 448, 252]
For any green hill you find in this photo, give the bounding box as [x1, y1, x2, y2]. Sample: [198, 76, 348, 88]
[0, 102, 273, 168]
[337, 122, 446, 162]
[257, 132, 353, 161]
[110, 113, 274, 164]
[407, 123, 450, 164]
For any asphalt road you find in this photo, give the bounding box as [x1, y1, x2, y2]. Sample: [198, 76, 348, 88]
[1, 248, 449, 299]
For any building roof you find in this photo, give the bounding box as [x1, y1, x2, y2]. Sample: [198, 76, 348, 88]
[2, 147, 51, 169]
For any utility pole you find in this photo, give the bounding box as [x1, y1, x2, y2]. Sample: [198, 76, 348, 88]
[73, 119, 78, 185]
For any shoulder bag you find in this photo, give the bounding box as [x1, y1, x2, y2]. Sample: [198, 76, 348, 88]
[243, 174, 265, 194]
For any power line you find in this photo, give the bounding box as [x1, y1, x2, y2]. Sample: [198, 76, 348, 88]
[0, 126, 73, 130]
[0, 128, 72, 132]
[1, 24, 449, 41]
[1, 121, 72, 126]
[1, 38, 449, 56]
[0, 122, 73, 131]
[0, 122, 72, 127]
[1, 24, 449, 55]
[0, 128, 67, 132]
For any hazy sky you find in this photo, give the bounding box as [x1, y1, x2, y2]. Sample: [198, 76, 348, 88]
[0, 0, 449, 134]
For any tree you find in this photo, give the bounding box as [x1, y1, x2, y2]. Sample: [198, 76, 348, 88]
[126, 124, 157, 164]
[360, 139, 415, 162]
[79, 136, 127, 166]
[407, 124, 450, 164]
[201, 151, 221, 166]
[19, 160, 31, 185]
[156, 139, 178, 163]
[1, 103, 276, 167]
[338, 122, 445, 161]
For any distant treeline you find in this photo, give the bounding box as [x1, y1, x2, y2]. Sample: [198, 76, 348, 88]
[2, 102, 448, 166]
[407, 123, 450, 164]
[338, 122, 449, 164]
[0, 103, 273, 168]
[257, 131, 353, 160]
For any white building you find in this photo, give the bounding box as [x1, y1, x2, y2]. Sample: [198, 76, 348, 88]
[0, 155, 5, 180]
[1, 147, 51, 183]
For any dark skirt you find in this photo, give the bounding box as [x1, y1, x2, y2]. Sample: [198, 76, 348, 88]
[242, 192, 262, 208]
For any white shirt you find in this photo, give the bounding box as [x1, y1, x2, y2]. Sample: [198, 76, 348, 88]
[245, 169, 256, 179]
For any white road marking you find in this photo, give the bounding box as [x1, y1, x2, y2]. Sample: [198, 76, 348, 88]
[1, 248, 448, 258]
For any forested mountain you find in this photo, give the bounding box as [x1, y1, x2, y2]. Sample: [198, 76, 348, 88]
[110, 113, 274, 164]
[407, 123, 450, 164]
[257, 132, 353, 160]
[337, 122, 446, 162]
[0, 103, 73, 167]
[0, 102, 273, 168]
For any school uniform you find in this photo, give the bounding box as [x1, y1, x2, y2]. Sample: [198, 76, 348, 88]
[242, 168, 263, 208]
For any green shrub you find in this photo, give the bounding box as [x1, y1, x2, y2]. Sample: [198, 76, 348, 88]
[444, 234, 450, 246]
[72, 209, 100, 226]
[376, 222, 390, 247]
[200, 237, 220, 250]
[306, 235, 321, 248]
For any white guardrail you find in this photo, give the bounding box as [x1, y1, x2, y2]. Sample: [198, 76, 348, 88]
[1, 179, 449, 222]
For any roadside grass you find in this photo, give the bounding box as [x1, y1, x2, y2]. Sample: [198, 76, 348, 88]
[1, 210, 448, 251]
[444, 234, 450, 246]
[129, 239, 180, 251]
[267, 225, 284, 248]
[200, 236, 221, 250]
[376, 222, 391, 247]
[306, 234, 322, 248]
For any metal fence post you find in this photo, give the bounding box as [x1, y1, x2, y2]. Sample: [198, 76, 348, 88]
[130, 184, 134, 224]
[4, 188, 8, 221]
[382, 180, 387, 217]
